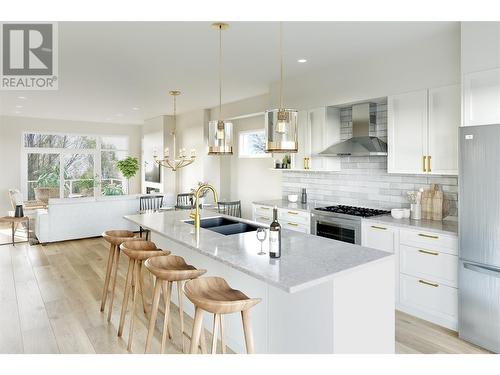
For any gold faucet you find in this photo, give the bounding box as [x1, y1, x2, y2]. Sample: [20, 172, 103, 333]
[189, 184, 218, 233]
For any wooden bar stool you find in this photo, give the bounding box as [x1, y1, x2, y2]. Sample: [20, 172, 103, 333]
[117, 240, 167, 352]
[144, 255, 207, 354]
[184, 277, 261, 354]
[100, 230, 143, 321]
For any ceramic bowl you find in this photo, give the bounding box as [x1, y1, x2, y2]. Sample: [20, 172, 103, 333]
[287, 194, 298, 203]
[391, 208, 405, 220]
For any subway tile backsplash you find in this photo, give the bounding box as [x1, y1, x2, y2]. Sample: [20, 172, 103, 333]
[282, 103, 458, 217]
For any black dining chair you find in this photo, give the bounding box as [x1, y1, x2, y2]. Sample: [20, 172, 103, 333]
[217, 200, 242, 218]
[139, 195, 164, 239]
[175, 193, 195, 210]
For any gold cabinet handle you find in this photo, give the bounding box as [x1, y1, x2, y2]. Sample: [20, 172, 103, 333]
[427, 155, 432, 173]
[418, 233, 439, 239]
[418, 279, 439, 288]
[259, 216, 270, 221]
[422, 155, 427, 172]
[260, 207, 270, 210]
[418, 249, 439, 256]
[287, 211, 299, 215]
[287, 222, 299, 226]
[371, 225, 387, 230]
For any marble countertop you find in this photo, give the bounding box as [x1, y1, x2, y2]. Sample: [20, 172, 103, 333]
[363, 215, 458, 235]
[124, 210, 392, 294]
[253, 199, 315, 213]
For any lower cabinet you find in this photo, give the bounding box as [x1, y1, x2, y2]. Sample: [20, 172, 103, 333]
[362, 220, 458, 330]
[252, 204, 311, 234]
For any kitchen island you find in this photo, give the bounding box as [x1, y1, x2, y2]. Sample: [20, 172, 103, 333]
[124, 210, 395, 354]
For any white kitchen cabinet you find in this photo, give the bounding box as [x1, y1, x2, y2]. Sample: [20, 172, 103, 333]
[428, 85, 460, 175]
[361, 220, 459, 330]
[463, 68, 500, 127]
[252, 204, 311, 234]
[361, 220, 400, 304]
[388, 90, 428, 174]
[292, 107, 341, 172]
[388, 85, 460, 175]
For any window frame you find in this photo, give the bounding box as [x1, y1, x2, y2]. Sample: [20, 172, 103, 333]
[21, 131, 130, 200]
[238, 129, 269, 159]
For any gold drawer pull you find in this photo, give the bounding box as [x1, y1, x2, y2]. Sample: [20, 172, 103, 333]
[418, 279, 439, 288]
[260, 207, 270, 210]
[287, 222, 299, 226]
[259, 216, 270, 221]
[418, 233, 439, 239]
[287, 211, 299, 215]
[371, 225, 387, 230]
[418, 249, 439, 256]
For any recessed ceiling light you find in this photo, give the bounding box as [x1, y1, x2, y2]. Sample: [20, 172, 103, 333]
[297, 59, 307, 63]
[132, 107, 140, 111]
[15, 105, 23, 108]
[17, 96, 26, 100]
[14, 110, 21, 114]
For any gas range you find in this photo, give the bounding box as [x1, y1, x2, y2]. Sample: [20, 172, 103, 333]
[314, 205, 390, 219]
[311, 205, 390, 245]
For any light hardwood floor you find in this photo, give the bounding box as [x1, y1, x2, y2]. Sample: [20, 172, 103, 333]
[0, 237, 491, 354]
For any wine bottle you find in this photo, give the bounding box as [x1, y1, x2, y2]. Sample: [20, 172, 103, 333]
[269, 206, 281, 258]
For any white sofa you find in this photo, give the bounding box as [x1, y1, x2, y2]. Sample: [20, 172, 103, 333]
[35, 195, 144, 244]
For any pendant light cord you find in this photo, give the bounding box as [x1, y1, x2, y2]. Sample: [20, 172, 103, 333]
[279, 21, 283, 110]
[219, 24, 223, 121]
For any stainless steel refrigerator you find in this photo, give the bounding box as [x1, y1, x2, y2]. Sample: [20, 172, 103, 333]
[459, 125, 500, 353]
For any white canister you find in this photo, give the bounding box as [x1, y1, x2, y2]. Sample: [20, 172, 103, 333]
[410, 203, 422, 220]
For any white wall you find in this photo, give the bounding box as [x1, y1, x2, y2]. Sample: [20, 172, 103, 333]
[228, 115, 281, 219]
[461, 22, 500, 74]
[0, 115, 142, 213]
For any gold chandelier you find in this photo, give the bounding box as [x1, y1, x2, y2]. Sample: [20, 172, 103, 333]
[154, 90, 196, 171]
[208, 22, 234, 155]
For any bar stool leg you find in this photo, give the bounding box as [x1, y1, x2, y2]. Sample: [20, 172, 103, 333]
[190, 307, 204, 354]
[118, 258, 134, 337]
[211, 313, 220, 354]
[177, 280, 185, 353]
[160, 281, 172, 354]
[138, 261, 148, 316]
[107, 246, 121, 322]
[219, 314, 226, 354]
[127, 259, 139, 351]
[100, 244, 115, 312]
[241, 310, 255, 354]
[145, 277, 162, 353]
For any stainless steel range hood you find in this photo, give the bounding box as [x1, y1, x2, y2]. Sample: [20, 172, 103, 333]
[318, 103, 387, 156]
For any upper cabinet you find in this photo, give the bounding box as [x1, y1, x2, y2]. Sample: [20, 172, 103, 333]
[388, 85, 460, 175]
[388, 90, 428, 175]
[463, 68, 500, 127]
[292, 107, 341, 172]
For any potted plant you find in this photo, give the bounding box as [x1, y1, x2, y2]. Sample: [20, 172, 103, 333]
[116, 156, 139, 194]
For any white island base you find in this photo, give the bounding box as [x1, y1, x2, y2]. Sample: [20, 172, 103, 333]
[152, 233, 395, 354]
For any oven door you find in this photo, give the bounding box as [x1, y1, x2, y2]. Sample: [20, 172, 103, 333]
[312, 214, 361, 244]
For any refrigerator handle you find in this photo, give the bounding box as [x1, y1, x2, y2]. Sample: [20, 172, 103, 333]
[463, 262, 500, 279]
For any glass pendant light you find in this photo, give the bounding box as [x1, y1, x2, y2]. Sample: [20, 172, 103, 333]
[208, 22, 233, 155]
[265, 22, 298, 153]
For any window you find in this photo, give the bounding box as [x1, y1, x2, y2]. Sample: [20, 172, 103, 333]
[22, 132, 130, 200]
[238, 129, 268, 158]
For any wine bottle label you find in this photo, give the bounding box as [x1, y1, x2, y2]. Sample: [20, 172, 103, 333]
[269, 230, 280, 255]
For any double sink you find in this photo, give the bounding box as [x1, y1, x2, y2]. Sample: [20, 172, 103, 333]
[184, 216, 261, 236]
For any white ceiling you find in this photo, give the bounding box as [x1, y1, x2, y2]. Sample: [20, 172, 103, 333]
[0, 21, 459, 124]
